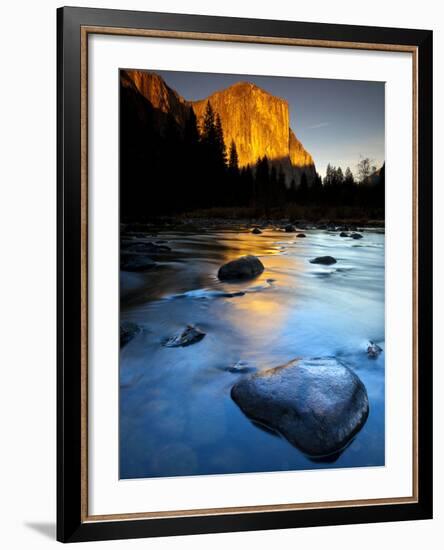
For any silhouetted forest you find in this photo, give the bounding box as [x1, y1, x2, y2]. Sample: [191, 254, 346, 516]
[120, 80, 385, 221]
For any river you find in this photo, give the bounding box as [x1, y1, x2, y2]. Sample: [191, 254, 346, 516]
[119, 223, 385, 479]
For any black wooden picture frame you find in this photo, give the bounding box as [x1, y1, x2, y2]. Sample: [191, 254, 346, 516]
[57, 6, 433, 543]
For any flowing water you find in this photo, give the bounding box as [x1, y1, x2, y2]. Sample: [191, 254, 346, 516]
[119, 224, 385, 479]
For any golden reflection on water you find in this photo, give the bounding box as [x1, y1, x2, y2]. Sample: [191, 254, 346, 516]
[217, 230, 283, 263]
[231, 294, 283, 331]
[218, 229, 307, 339]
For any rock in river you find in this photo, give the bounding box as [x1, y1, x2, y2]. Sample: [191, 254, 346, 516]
[367, 341, 383, 358]
[120, 253, 157, 272]
[309, 255, 337, 265]
[227, 360, 256, 374]
[339, 231, 349, 237]
[296, 233, 306, 238]
[251, 227, 262, 235]
[231, 357, 369, 457]
[284, 224, 296, 233]
[350, 232, 363, 240]
[120, 322, 141, 348]
[218, 255, 264, 281]
[123, 241, 171, 253]
[164, 325, 206, 347]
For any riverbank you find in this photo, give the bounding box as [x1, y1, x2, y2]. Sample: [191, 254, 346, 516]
[121, 216, 385, 240]
[121, 205, 384, 232]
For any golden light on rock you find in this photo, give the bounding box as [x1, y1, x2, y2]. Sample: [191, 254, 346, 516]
[192, 82, 316, 185]
[121, 70, 317, 186]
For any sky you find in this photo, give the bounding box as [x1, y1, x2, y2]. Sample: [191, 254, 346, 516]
[153, 69, 385, 179]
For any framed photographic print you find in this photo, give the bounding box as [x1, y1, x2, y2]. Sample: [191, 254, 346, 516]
[57, 6, 433, 543]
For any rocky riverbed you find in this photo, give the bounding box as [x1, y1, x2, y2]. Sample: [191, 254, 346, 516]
[119, 221, 385, 479]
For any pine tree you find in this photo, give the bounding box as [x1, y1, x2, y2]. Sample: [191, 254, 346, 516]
[277, 167, 286, 190]
[202, 101, 216, 144]
[215, 114, 227, 169]
[276, 167, 287, 207]
[336, 166, 344, 185]
[183, 108, 203, 208]
[240, 164, 255, 207]
[270, 165, 278, 206]
[324, 163, 333, 186]
[255, 156, 271, 215]
[200, 101, 226, 206]
[288, 178, 297, 202]
[228, 140, 239, 172]
[345, 167, 354, 185]
[375, 162, 385, 207]
[311, 172, 323, 204]
[298, 172, 308, 204]
[227, 140, 240, 206]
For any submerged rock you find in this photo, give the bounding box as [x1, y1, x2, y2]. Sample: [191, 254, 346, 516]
[296, 233, 306, 238]
[284, 224, 296, 233]
[221, 290, 246, 298]
[120, 322, 141, 348]
[227, 360, 256, 374]
[218, 255, 264, 281]
[367, 341, 383, 358]
[123, 241, 171, 253]
[231, 357, 369, 457]
[164, 325, 206, 347]
[350, 233, 363, 240]
[309, 255, 337, 265]
[251, 227, 262, 235]
[339, 232, 349, 237]
[120, 254, 157, 272]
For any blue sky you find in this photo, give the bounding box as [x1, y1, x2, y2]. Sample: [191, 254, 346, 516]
[152, 69, 385, 179]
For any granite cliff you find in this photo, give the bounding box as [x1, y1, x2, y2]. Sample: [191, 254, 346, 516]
[121, 70, 316, 186]
[192, 81, 316, 185]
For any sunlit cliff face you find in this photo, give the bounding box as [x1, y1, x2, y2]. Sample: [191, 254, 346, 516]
[192, 82, 291, 166]
[192, 82, 316, 185]
[121, 70, 317, 185]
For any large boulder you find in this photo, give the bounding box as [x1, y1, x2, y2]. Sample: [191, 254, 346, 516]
[231, 357, 369, 457]
[218, 255, 264, 281]
[309, 256, 337, 265]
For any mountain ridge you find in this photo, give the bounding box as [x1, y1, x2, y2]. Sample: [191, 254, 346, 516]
[122, 69, 317, 186]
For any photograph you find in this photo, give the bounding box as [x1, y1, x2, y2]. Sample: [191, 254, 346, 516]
[52, 4, 433, 543]
[119, 68, 386, 480]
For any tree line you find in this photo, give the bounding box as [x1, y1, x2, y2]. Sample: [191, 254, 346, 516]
[171, 101, 291, 213]
[289, 161, 385, 209]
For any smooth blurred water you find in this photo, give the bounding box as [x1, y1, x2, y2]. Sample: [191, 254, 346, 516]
[119, 225, 385, 479]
